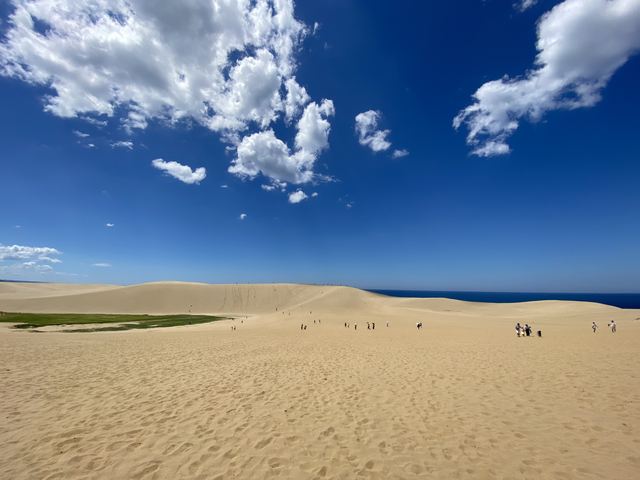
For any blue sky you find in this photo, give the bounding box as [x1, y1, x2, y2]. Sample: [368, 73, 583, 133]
[1, 0, 639, 292]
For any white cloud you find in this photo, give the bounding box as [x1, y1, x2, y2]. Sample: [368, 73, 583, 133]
[288, 189, 308, 204]
[355, 110, 392, 152]
[239, 213, 247, 220]
[229, 100, 334, 184]
[106, 223, 114, 227]
[454, 0, 640, 157]
[284, 77, 310, 122]
[295, 100, 335, 154]
[111, 141, 134, 149]
[39, 256, 62, 264]
[85, 143, 95, 148]
[392, 149, 409, 159]
[261, 180, 287, 191]
[92, 263, 112, 267]
[311, 192, 318, 197]
[0, 243, 63, 276]
[0, 0, 308, 135]
[0, 244, 62, 261]
[82, 117, 108, 127]
[0, 1, 338, 187]
[221, 185, 228, 188]
[515, 0, 538, 12]
[152, 158, 206, 185]
[73, 130, 89, 138]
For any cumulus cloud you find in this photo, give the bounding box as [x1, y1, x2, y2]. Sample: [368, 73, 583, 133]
[0, 0, 306, 129]
[355, 110, 392, 152]
[392, 149, 410, 159]
[152, 159, 206, 184]
[284, 77, 310, 122]
[0, 0, 313, 133]
[0, 243, 63, 275]
[92, 263, 112, 267]
[0, 1, 337, 187]
[0, 244, 61, 262]
[239, 213, 247, 220]
[454, 0, 640, 157]
[228, 100, 334, 184]
[106, 223, 114, 227]
[288, 189, 308, 204]
[261, 180, 287, 192]
[111, 141, 133, 149]
[311, 192, 318, 197]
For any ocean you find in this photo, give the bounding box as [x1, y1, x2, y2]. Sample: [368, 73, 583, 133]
[365, 290, 640, 310]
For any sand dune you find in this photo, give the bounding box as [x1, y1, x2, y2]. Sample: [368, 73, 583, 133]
[1, 282, 639, 479]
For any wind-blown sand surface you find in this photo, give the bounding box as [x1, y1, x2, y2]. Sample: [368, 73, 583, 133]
[1, 282, 639, 480]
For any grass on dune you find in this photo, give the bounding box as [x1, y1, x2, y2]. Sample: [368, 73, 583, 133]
[0, 312, 228, 332]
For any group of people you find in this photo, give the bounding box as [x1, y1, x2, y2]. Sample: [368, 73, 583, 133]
[592, 321, 616, 333]
[515, 323, 536, 337]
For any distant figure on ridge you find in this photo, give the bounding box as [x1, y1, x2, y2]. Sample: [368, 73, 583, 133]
[592, 322, 598, 333]
[354, 323, 357, 330]
[372, 322, 375, 330]
[386, 321, 389, 327]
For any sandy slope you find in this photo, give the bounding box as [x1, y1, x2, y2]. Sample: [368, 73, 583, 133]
[1, 282, 639, 479]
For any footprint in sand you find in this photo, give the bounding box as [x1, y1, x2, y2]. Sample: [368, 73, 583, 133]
[255, 437, 272, 449]
[106, 441, 127, 452]
[130, 462, 160, 480]
[188, 460, 201, 475]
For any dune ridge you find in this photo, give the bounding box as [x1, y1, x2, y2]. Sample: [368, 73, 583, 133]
[1, 281, 639, 480]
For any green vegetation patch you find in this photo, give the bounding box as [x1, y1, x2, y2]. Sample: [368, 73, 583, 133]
[0, 312, 227, 332]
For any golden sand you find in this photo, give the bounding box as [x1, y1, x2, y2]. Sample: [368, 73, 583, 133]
[1, 282, 639, 479]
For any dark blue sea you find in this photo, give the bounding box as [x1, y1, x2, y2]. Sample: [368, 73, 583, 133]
[366, 290, 640, 309]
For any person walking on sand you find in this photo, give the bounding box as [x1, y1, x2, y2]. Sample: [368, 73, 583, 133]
[515, 323, 522, 337]
[592, 322, 598, 333]
[610, 320, 616, 333]
[354, 323, 357, 330]
[386, 321, 389, 327]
